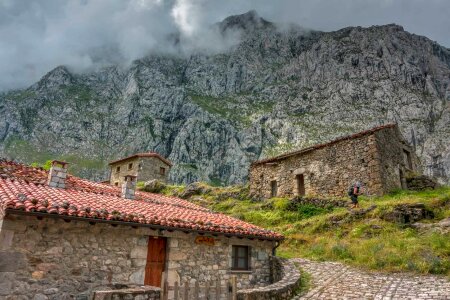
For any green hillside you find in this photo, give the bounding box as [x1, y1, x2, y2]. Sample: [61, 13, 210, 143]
[141, 183, 450, 276]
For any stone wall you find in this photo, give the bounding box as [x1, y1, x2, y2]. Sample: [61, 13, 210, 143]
[109, 157, 170, 186]
[374, 127, 419, 192]
[109, 157, 140, 186]
[165, 234, 274, 291]
[0, 214, 275, 300]
[92, 286, 160, 300]
[250, 127, 420, 199]
[249, 133, 382, 198]
[137, 157, 170, 184]
[236, 257, 301, 300]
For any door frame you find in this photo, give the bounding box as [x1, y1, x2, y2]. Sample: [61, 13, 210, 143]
[144, 236, 167, 287]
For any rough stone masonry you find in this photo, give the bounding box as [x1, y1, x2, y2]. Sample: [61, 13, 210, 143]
[0, 214, 275, 300]
[249, 124, 421, 199]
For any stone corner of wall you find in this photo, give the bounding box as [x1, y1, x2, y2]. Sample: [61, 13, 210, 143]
[91, 284, 161, 300]
[236, 257, 301, 300]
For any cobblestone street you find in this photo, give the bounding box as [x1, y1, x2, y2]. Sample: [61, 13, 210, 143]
[291, 258, 450, 300]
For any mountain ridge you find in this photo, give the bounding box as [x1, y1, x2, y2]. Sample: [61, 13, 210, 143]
[1, 11, 449, 184]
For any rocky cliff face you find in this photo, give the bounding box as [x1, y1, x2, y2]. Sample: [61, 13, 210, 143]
[1, 11, 449, 184]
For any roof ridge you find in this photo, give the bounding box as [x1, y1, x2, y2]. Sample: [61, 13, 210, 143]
[108, 152, 173, 166]
[253, 123, 397, 165]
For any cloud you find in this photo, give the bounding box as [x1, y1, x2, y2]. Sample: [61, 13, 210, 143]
[0, 0, 449, 91]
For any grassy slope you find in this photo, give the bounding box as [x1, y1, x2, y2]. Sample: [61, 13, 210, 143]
[155, 184, 450, 276]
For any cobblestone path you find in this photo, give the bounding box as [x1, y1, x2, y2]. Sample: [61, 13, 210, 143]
[291, 258, 450, 300]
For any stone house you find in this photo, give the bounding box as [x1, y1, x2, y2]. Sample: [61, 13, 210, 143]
[249, 124, 420, 199]
[0, 160, 283, 299]
[109, 152, 172, 186]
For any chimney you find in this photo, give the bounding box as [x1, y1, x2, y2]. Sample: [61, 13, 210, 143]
[47, 160, 69, 189]
[122, 175, 137, 200]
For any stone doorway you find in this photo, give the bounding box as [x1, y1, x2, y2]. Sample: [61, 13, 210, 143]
[296, 174, 305, 196]
[270, 180, 278, 197]
[144, 237, 167, 287]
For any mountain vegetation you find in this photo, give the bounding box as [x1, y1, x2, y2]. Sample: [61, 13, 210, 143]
[1, 11, 449, 184]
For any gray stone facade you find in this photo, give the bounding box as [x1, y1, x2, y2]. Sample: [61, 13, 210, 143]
[109, 156, 171, 186]
[0, 214, 275, 300]
[249, 125, 420, 199]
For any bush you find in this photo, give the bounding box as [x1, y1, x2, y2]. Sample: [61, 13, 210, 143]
[297, 204, 329, 218]
[273, 198, 290, 210]
[331, 243, 354, 260]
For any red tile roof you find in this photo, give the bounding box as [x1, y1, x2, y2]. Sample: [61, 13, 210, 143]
[252, 124, 398, 166]
[108, 152, 173, 167]
[0, 160, 282, 240]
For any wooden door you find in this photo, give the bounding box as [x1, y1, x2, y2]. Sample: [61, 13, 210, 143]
[296, 174, 305, 196]
[144, 237, 166, 287]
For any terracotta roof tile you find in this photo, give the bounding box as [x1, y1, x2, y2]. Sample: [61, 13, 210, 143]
[252, 124, 397, 165]
[108, 152, 172, 167]
[0, 160, 282, 240]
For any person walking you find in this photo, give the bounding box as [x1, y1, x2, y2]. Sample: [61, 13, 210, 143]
[348, 181, 362, 209]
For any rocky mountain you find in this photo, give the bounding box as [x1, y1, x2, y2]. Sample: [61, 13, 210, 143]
[1, 11, 449, 184]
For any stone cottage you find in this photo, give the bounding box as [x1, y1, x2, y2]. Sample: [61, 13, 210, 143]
[249, 124, 420, 199]
[0, 160, 283, 299]
[109, 152, 172, 186]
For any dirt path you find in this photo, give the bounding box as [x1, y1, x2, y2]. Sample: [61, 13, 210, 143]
[291, 258, 450, 300]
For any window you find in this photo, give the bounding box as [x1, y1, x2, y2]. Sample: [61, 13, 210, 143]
[114, 182, 119, 187]
[232, 245, 250, 270]
[270, 181, 278, 198]
[116, 166, 120, 173]
[160, 167, 166, 175]
[128, 163, 133, 170]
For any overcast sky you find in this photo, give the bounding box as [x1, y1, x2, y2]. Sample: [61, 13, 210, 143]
[1, 0, 449, 91]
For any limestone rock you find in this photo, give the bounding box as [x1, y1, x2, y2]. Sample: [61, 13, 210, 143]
[179, 182, 211, 199]
[382, 203, 434, 223]
[411, 217, 450, 233]
[141, 179, 166, 193]
[0, 12, 449, 185]
[406, 175, 439, 191]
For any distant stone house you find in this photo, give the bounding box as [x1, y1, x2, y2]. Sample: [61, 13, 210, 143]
[109, 152, 172, 186]
[249, 124, 420, 199]
[0, 160, 283, 299]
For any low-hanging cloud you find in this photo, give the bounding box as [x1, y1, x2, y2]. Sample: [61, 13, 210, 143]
[0, 0, 449, 91]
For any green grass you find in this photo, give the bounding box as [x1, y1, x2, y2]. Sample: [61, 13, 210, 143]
[6, 90, 36, 101]
[157, 183, 450, 276]
[293, 266, 312, 297]
[4, 136, 106, 177]
[187, 91, 275, 127]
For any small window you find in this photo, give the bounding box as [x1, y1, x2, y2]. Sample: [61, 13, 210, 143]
[114, 182, 119, 186]
[270, 180, 278, 198]
[160, 167, 166, 175]
[116, 166, 120, 173]
[128, 163, 133, 170]
[232, 245, 250, 270]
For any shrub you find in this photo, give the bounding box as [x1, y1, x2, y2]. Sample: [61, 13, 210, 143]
[331, 243, 354, 260]
[297, 204, 329, 218]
